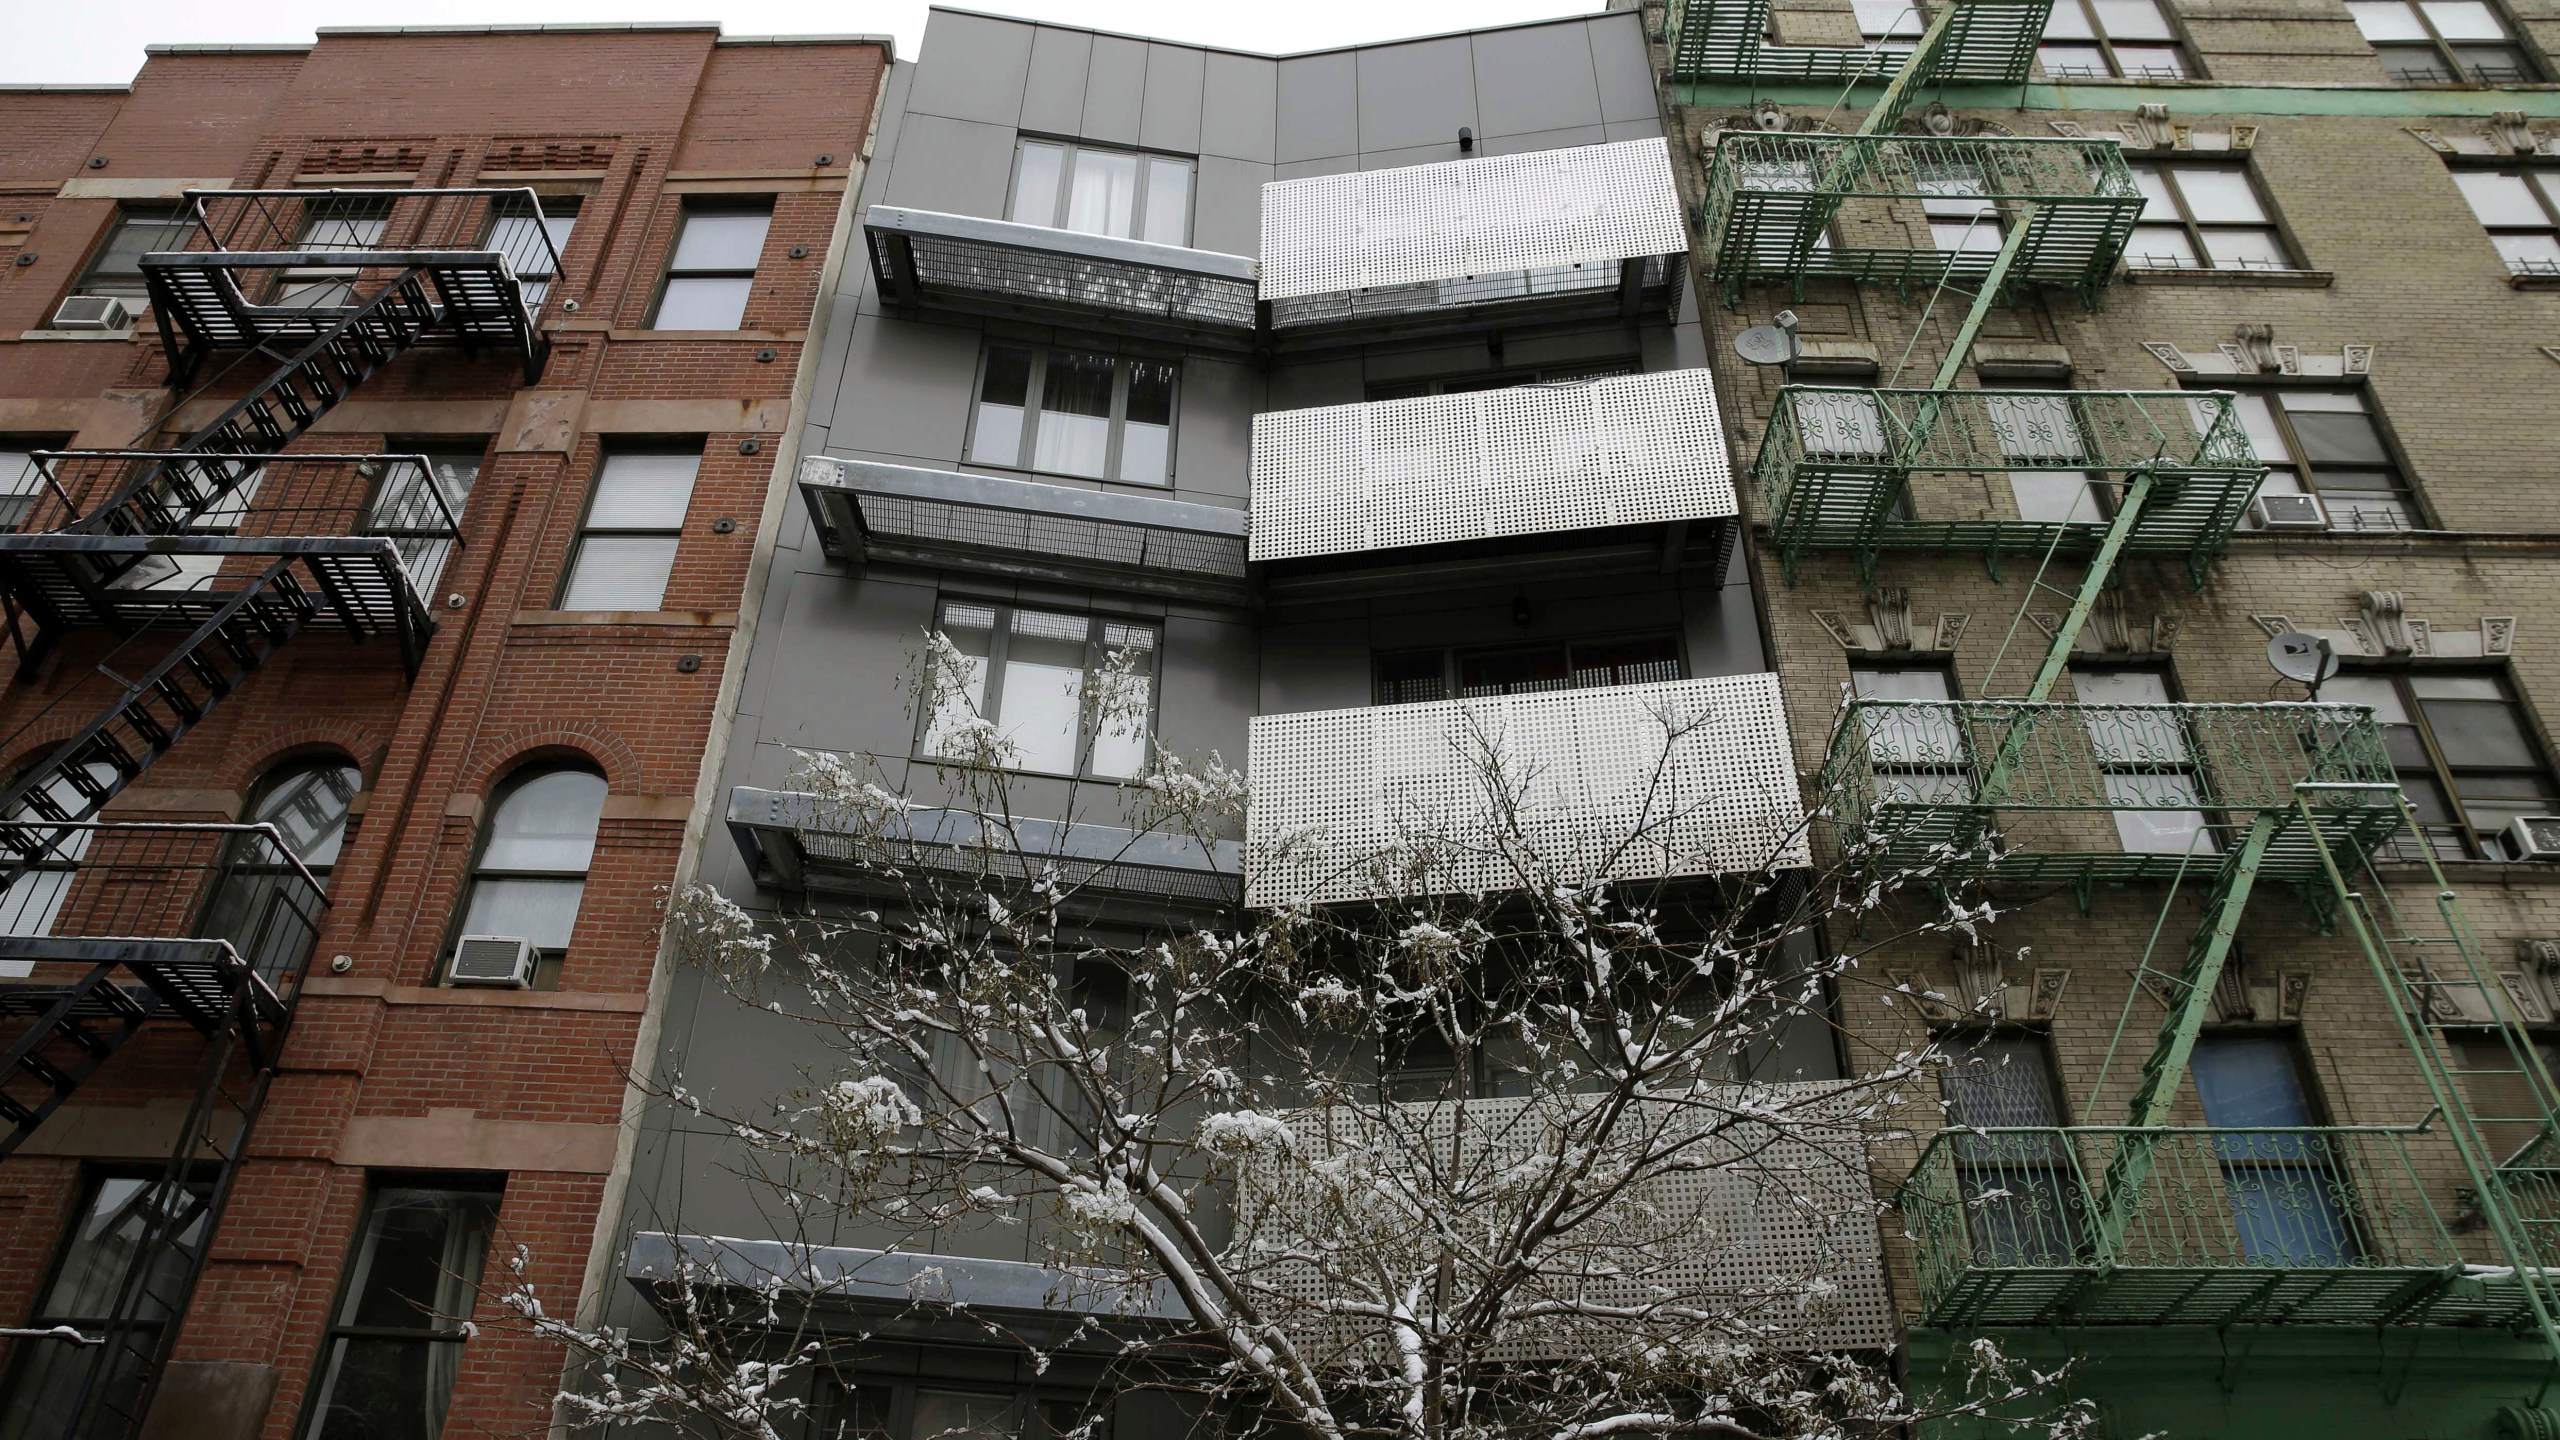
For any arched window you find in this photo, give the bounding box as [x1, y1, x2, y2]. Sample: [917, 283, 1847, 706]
[204, 761, 359, 986]
[0, 762, 120, 979]
[453, 766, 605, 988]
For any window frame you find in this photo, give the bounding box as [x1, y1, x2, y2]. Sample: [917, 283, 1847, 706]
[0, 1168, 217, 1439]
[201, 758, 360, 986]
[2448, 164, 2560, 278]
[2332, 667, 2560, 862]
[556, 445, 702, 612]
[2069, 662, 2219, 857]
[2349, 0, 2540, 81]
[2189, 1028, 2362, 1266]
[68, 204, 194, 305]
[0, 439, 66, 533]
[2209, 381, 2427, 532]
[1849, 661, 1976, 805]
[1934, 1026, 2085, 1266]
[446, 764, 608, 988]
[484, 192, 580, 314]
[294, 1179, 503, 1440]
[914, 599, 1164, 783]
[269, 193, 395, 310]
[2123, 159, 2296, 274]
[1005, 137, 1198, 247]
[2037, 0, 2200, 79]
[1371, 631, 1688, 707]
[963, 342, 1182, 488]
[645, 200, 773, 331]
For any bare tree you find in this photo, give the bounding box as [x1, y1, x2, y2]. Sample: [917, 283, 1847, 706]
[499, 633, 2088, 1440]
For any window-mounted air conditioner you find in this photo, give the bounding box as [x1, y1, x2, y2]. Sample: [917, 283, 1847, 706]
[448, 934, 537, 988]
[50, 295, 132, 332]
[2252, 493, 2329, 531]
[2508, 815, 2560, 861]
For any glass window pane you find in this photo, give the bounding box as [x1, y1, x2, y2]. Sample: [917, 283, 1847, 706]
[251, 763, 361, 869]
[2348, 0, 2429, 38]
[2112, 42, 2190, 74]
[2456, 172, 2547, 226]
[37, 1178, 210, 1321]
[1140, 158, 1192, 246]
[2423, 0, 2511, 38]
[669, 211, 770, 271]
[340, 1190, 496, 1330]
[1088, 667, 1153, 779]
[2193, 1034, 2316, 1126]
[1033, 351, 1117, 479]
[562, 536, 678, 609]
[913, 1390, 1018, 1440]
[2128, 164, 2177, 217]
[652, 275, 752, 329]
[2105, 774, 2213, 853]
[2039, 42, 2110, 73]
[305, 1336, 467, 1440]
[2010, 471, 2102, 522]
[2378, 44, 2457, 79]
[999, 610, 1091, 774]
[1065, 150, 1141, 239]
[1118, 361, 1176, 485]
[461, 876, 585, 949]
[588, 454, 698, 528]
[1941, 1036, 2066, 1125]
[971, 346, 1034, 466]
[2201, 226, 2288, 269]
[2420, 696, 2542, 767]
[2453, 41, 2531, 76]
[481, 770, 606, 872]
[2044, 0, 2097, 38]
[924, 609, 996, 757]
[1855, 0, 1925, 36]
[2095, 0, 2177, 37]
[2284, 408, 2389, 466]
[1011, 142, 1066, 226]
[2127, 224, 2200, 268]
[2492, 232, 2560, 271]
[2170, 167, 2269, 223]
[2409, 674, 2507, 701]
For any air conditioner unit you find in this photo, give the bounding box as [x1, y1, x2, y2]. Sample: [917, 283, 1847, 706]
[2252, 493, 2330, 531]
[50, 295, 131, 332]
[2508, 815, 2560, 860]
[448, 934, 537, 988]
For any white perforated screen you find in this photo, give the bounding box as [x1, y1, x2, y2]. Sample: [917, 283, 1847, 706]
[1259, 138, 1690, 302]
[1246, 674, 1810, 907]
[1249, 370, 1736, 562]
[1227, 1082, 1892, 1358]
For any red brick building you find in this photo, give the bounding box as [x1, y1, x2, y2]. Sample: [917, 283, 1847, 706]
[0, 24, 888, 1439]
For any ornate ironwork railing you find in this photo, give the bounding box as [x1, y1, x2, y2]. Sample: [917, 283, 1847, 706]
[1700, 133, 2142, 304]
[1900, 1123, 2539, 1328]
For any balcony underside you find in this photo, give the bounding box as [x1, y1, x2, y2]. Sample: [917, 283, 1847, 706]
[138, 251, 538, 366]
[0, 536, 437, 673]
[625, 1231, 1190, 1337]
[1668, 0, 2052, 83]
[1853, 798, 2407, 888]
[1920, 1259, 2539, 1329]
[1766, 466, 2264, 585]
[1258, 520, 1734, 604]
[1263, 256, 1685, 347]
[798, 456, 1252, 607]
[0, 938, 281, 1035]
[1712, 206, 2141, 305]
[864, 206, 1260, 351]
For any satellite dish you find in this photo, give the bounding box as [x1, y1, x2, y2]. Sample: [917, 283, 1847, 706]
[2267, 631, 2341, 691]
[1734, 325, 1798, 366]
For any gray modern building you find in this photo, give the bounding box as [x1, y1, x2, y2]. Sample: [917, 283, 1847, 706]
[604, 5, 1838, 1428]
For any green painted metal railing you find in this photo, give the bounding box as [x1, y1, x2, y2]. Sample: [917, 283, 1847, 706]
[1668, 0, 2053, 85]
[1817, 700, 2400, 882]
[1900, 1123, 2542, 1327]
[1753, 386, 2265, 584]
[1701, 133, 2142, 305]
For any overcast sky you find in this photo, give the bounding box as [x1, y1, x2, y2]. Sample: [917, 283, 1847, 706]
[11, 0, 1605, 85]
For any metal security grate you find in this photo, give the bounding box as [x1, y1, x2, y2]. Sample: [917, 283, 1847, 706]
[1260, 139, 1689, 328]
[1246, 675, 1808, 907]
[1250, 370, 1736, 563]
[865, 207, 1260, 347]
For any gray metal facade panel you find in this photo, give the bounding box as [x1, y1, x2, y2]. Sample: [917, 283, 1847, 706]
[1273, 49, 1360, 162]
[1191, 155, 1270, 257]
[1351, 37, 1481, 154]
[1589, 11, 1666, 125]
[1018, 25, 1093, 137]
[823, 314, 983, 471]
[1197, 50, 1280, 162]
[904, 9, 1032, 126]
[1137, 42, 1207, 155]
[874, 112, 1018, 218]
[1156, 611, 1259, 767]
[1167, 354, 1258, 506]
[1082, 33, 1150, 145]
[1469, 23, 1607, 137]
[1480, 124, 1613, 159]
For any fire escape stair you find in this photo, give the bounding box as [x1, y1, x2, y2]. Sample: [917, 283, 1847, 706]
[140, 252, 544, 385]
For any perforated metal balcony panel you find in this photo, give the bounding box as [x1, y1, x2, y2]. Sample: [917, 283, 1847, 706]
[864, 206, 1261, 350]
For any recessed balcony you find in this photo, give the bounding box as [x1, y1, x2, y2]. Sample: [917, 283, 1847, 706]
[863, 206, 1261, 349]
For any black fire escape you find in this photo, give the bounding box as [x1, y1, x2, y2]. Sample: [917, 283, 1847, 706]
[0, 187, 562, 1439]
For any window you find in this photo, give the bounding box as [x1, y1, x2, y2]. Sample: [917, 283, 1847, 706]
[2349, 0, 2536, 80]
[372, 440, 485, 596]
[486, 195, 577, 313]
[1853, 0, 1924, 49]
[2040, 0, 2192, 77]
[1009, 140, 1195, 247]
[559, 450, 698, 610]
[1851, 665, 1973, 804]
[273, 199, 390, 310]
[2322, 671, 2560, 861]
[650, 205, 769, 330]
[1938, 1032, 2082, 1264]
[0, 443, 54, 531]
[108, 459, 264, 594]
[968, 345, 1177, 487]
[2452, 169, 2560, 277]
[0, 763, 122, 977]
[201, 761, 358, 987]
[1917, 159, 2001, 255]
[2072, 667, 2213, 856]
[2124, 162, 2288, 272]
[71, 206, 193, 303]
[455, 767, 606, 986]
[921, 603, 1157, 780]
[2222, 387, 2416, 531]
[1984, 383, 2103, 524]
[0, 1172, 214, 1440]
[1363, 360, 1638, 402]
[1374, 634, 1683, 705]
[299, 1184, 499, 1440]
[2192, 1033, 2356, 1265]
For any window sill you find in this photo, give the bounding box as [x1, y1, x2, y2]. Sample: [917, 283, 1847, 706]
[2509, 272, 2560, 290]
[2121, 266, 2334, 289]
[915, 754, 1141, 787]
[513, 608, 739, 627]
[959, 461, 1177, 494]
[299, 975, 651, 1011]
[603, 327, 806, 342]
[15, 327, 145, 342]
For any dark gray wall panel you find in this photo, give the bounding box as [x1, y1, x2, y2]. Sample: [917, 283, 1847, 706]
[1471, 23, 1606, 137]
[1592, 12, 1665, 125]
[1083, 34, 1150, 146]
[824, 314, 984, 470]
[1274, 50, 1359, 162]
[1139, 43, 1207, 155]
[905, 11, 1031, 126]
[1020, 26, 1093, 138]
[1352, 38, 1479, 154]
[1198, 51, 1279, 162]
[1192, 155, 1269, 255]
[876, 113, 1017, 218]
[1168, 355, 1258, 506]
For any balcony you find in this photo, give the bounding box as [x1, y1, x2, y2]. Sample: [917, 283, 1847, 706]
[139, 188, 564, 377]
[1668, 0, 2052, 83]
[1700, 134, 2142, 306]
[1816, 699, 2402, 886]
[1259, 139, 1688, 343]
[797, 456, 1250, 606]
[864, 206, 1260, 350]
[0, 451, 460, 674]
[1900, 1123, 2544, 1329]
[1250, 370, 1737, 596]
[1752, 387, 2265, 585]
[1246, 674, 1807, 908]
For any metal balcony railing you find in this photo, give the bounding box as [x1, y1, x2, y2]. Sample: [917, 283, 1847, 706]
[1668, 0, 2052, 83]
[1249, 369, 1737, 567]
[1246, 674, 1807, 907]
[1700, 134, 2142, 306]
[1900, 1124, 2541, 1328]
[864, 206, 1261, 349]
[1752, 387, 2264, 584]
[1260, 139, 1689, 339]
[1817, 700, 2401, 883]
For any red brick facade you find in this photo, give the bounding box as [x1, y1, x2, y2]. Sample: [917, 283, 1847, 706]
[0, 24, 887, 1438]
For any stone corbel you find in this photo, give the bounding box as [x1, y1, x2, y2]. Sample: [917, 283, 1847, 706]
[2028, 968, 2069, 1021]
[1889, 969, 1965, 1023]
[2362, 591, 2415, 656]
[2236, 323, 2280, 374]
[2089, 590, 2133, 653]
[2493, 109, 2538, 155]
[2130, 102, 2176, 150]
[2142, 341, 2197, 374]
[1871, 588, 1916, 650]
[1955, 946, 2008, 1017]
